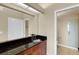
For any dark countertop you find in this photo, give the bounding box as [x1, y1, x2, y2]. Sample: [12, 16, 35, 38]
[0, 35, 47, 54]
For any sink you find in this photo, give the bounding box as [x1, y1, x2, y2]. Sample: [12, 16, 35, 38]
[27, 39, 42, 48]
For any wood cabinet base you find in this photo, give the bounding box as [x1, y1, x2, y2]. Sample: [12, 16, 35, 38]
[18, 40, 47, 55]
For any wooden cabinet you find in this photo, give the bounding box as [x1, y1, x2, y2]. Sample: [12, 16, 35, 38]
[18, 40, 46, 55]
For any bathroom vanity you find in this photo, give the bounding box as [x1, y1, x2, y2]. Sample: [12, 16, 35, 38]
[0, 35, 47, 55]
[18, 40, 46, 55]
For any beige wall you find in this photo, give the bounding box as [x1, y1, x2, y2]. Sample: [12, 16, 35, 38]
[0, 9, 8, 42]
[28, 14, 38, 36]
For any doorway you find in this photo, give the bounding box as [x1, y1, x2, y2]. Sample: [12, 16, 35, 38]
[56, 5, 79, 55]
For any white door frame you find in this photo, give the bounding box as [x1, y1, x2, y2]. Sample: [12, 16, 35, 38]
[54, 4, 79, 55]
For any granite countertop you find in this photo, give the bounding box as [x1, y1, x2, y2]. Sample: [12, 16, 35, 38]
[0, 35, 47, 55]
[0, 39, 42, 55]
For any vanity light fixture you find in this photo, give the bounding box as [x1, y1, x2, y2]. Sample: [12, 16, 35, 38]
[17, 3, 40, 13]
[16, 3, 29, 8]
[27, 7, 40, 13]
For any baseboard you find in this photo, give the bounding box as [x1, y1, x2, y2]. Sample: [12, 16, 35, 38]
[57, 44, 78, 51]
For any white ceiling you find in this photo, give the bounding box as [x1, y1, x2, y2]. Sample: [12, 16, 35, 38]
[38, 3, 53, 9]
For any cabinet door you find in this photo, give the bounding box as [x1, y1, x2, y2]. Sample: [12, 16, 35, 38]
[40, 41, 47, 55]
[18, 41, 47, 55]
[32, 41, 46, 55]
[31, 44, 41, 55]
[32, 47, 41, 55]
